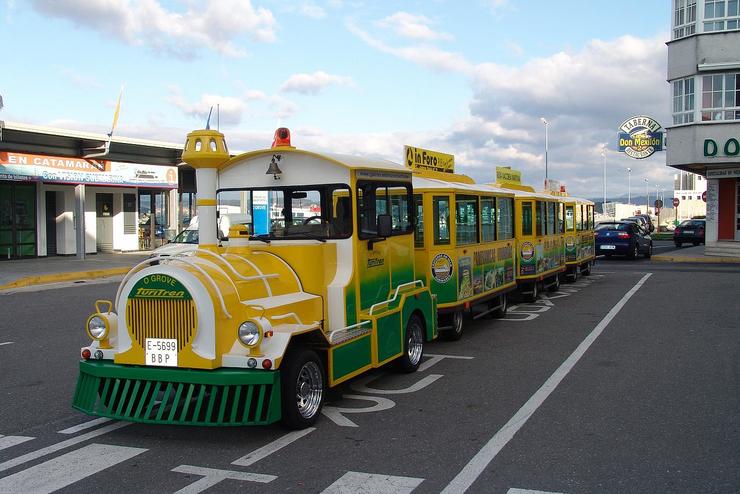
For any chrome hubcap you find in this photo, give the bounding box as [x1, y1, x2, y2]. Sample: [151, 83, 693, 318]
[296, 361, 323, 419]
[407, 321, 423, 366]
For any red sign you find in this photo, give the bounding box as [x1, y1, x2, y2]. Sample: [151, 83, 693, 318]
[702, 191, 707, 202]
[672, 197, 680, 207]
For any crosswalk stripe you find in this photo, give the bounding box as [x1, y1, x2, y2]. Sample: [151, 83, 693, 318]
[0, 443, 146, 493]
[0, 421, 130, 473]
[0, 435, 34, 451]
[321, 471, 424, 493]
[58, 417, 113, 435]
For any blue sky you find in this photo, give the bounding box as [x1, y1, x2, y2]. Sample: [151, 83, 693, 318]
[1, 0, 673, 200]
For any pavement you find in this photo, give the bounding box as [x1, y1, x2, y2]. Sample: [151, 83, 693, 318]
[0, 244, 738, 291]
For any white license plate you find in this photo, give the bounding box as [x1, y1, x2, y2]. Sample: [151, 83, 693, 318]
[145, 338, 178, 367]
[600, 245, 616, 250]
[683, 230, 694, 234]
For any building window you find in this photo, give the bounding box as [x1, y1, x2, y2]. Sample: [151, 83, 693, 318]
[704, 0, 740, 31]
[673, 0, 697, 38]
[702, 73, 740, 121]
[673, 78, 695, 124]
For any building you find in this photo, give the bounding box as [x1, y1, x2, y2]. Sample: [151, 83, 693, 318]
[673, 170, 708, 219]
[0, 121, 196, 259]
[667, 0, 740, 255]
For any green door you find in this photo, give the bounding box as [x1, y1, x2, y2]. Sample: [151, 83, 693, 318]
[0, 181, 37, 259]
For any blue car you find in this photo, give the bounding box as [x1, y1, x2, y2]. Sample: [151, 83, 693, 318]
[595, 221, 652, 259]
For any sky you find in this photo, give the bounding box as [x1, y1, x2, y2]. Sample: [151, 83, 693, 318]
[0, 0, 674, 201]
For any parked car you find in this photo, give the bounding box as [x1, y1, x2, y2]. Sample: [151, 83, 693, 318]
[633, 214, 655, 233]
[150, 213, 251, 257]
[674, 219, 705, 247]
[595, 221, 653, 259]
[621, 216, 650, 233]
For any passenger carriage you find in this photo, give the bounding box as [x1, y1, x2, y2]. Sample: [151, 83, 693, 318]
[561, 196, 595, 280]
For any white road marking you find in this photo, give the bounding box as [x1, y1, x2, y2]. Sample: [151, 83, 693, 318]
[231, 428, 315, 467]
[0, 434, 33, 451]
[0, 421, 130, 473]
[502, 313, 539, 322]
[0, 341, 13, 346]
[351, 374, 442, 395]
[509, 304, 551, 314]
[0, 443, 146, 493]
[321, 471, 424, 494]
[172, 465, 275, 494]
[507, 489, 567, 494]
[322, 395, 395, 427]
[419, 353, 474, 372]
[441, 273, 652, 493]
[58, 417, 113, 434]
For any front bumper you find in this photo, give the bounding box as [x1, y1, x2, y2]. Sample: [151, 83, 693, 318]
[73, 360, 281, 426]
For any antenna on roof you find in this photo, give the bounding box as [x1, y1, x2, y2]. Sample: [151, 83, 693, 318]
[206, 106, 213, 130]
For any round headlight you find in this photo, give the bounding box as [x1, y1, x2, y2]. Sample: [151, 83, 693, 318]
[87, 315, 108, 340]
[238, 321, 261, 347]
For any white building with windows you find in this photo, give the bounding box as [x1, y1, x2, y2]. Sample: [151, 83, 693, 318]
[667, 0, 740, 256]
[674, 170, 708, 219]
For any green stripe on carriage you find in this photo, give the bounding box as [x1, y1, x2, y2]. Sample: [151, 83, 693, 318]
[332, 335, 372, 380]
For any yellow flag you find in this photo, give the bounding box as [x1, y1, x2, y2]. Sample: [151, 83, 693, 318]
[110, 86, 123, 136]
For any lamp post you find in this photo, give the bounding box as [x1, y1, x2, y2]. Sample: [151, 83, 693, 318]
[627, 167, 632, 205]
[601, 146, 607, 216]
[540, 117, 549, 187]
[644, 178, 649, 215]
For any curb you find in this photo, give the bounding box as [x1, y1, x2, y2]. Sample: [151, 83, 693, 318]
[0, 267, 130, 291]
[651, 255, 740, 264]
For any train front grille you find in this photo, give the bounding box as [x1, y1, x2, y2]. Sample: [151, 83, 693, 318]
[126, 298, 198, 352]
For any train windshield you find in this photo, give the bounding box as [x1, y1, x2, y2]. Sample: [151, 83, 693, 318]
[217, 183, 352, 240]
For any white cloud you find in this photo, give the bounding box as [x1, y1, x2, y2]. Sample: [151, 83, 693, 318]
[298, 2, 326, 19]
[167, 87, 247, 125]
[377, 12, 453, 42]
[30, 0, 277, 58]
[279, 70, 352, 95]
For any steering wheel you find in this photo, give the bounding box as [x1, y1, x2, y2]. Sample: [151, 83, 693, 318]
[302, 216, 322, 225]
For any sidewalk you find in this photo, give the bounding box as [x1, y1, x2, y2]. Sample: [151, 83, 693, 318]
[651, 244, 740, 263]
[0, 252, 152, 290]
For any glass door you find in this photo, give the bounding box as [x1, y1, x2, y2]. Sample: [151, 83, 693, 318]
[0, 181, 37, 259]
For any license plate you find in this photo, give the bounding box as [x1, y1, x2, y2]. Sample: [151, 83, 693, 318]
[600, 245, 616, 250]
[683, 230, 694, 234]
[145, 338, 178, 367]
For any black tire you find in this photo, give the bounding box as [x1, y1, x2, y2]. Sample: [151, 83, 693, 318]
[441, 310, 464, 341]
[398, 313, 424, 373]
[547, 274, 560, 292]
[526, 282, 538, 302]
[280, 349, 325, 429]
[581, 262, 591, 276]
[566, 267, 578, 283]
[645, 243, 653, 258]
[491, 294, 508, 318]
[675, 241, 682, 248]
[628, 243, 639, 260]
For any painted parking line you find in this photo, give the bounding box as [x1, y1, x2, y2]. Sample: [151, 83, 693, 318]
[321, 471, 424, 494]
[231, 428, 315, 467]
[441, 273, 652, 493]
[171, 465, 276, 494]
[507, 489, 566, 494]
[58, 417, 113, 435]
[0, 434, 34, 451]
[0, 443, 146, 493]
[0, 421, 131, 473]
[0, 342, 13, 347]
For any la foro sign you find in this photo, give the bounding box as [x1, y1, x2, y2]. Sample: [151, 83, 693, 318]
[617, 115, 664, 159]
[704, 137, 740, 157]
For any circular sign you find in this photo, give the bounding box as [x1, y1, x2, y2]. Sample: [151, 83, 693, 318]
[672, 197, 680, 207]
[702, 191, 707, 202]
[431, 253, 453, 284]
[520, 241, 535, 261]
[654, 199, 663, 208]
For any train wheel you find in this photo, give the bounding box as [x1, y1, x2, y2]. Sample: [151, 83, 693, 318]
[526, 282, 538, 302]
[547, 275, 560, 292]
[581, 262, 591, 276]
[281, 349, 324, 429]
[492, 294, 508, 318]
[441, 310, 464, 341]
[398, 313, 424, 373]
[567, 267, 578, 283]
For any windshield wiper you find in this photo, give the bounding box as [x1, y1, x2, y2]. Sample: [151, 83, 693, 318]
[248, 234, 271, 244]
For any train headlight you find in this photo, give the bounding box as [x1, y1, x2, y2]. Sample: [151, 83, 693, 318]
[86, 315, 109, 340]
[238, 321, 261, 347]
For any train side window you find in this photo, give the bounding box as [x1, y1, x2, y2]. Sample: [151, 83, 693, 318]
[559, 203, 565, 233]
[535, 201, 545, 236]
[588, 205, 594, 229]
[357, 181, 413, 239]
[414, 194, 424, 247]
[521, 202, 533, 236]
[547, 202, 556, 235]
[565, 205, 574, 231]
[497, 197, 514, 240]
[576, 204, 583, 231]
[481, 197, 496, 243]
[455, 194, 479, 245]
[433, 196, 450, 245]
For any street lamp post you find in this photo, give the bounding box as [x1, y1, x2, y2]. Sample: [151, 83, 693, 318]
[540, 117, 549, 187]
[601, 146, 607, 217]
[627, 167, 632, 205]
[644, 178, 649, 215]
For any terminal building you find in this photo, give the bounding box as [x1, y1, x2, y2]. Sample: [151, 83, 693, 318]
[667, 0, 740, 256]
[0, 121, 195, 259]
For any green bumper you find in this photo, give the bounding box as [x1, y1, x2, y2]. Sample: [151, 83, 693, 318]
[73, 360, 282, 426]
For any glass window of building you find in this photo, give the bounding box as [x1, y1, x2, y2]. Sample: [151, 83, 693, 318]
[704, 0, 740, 31]
[673, 77, 695, 124]
[497, 197, 514, 240]
[701, 74, 740, 121]
[673, 0, 697, 38]
[455, 194, 479, 245]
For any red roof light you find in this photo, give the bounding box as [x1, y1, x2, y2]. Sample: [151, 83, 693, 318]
[271, 127, 291, 148]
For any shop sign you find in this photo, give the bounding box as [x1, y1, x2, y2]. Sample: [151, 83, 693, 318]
[703, 138, 740, 158]
[404, 145, 454, 173]
[706, 167, 740, 179]
[496, 166, 521, 185]
[617, 115, 664, 159]
[0, 151, 178, 188]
